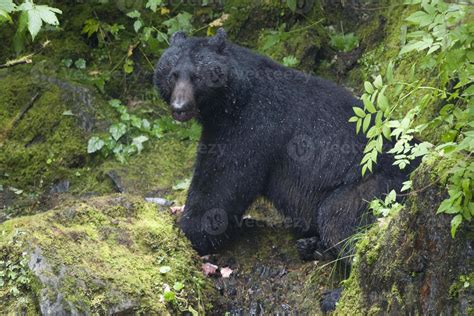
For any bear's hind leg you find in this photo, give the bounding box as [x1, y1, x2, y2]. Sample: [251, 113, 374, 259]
[317, 174, 394, 260]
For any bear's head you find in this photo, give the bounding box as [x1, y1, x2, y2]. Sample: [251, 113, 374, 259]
[154, 28, 229, 122]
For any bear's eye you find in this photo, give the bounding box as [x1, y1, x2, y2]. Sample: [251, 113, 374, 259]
[169, 72, 178, 83]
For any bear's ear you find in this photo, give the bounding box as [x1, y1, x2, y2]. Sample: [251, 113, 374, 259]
[170, 31, 187, 46]
[209, 28, 227, 52]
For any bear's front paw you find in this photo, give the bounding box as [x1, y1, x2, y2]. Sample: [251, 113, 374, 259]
[179, 209, 230, 255]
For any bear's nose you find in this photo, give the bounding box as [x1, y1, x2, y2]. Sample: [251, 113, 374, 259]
[170, 79, 195, 112]
[172, 100, 187, 110]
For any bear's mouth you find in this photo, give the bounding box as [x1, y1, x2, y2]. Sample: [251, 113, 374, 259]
[172, 109, 197, 122]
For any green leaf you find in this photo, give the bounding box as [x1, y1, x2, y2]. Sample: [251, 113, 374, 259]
[62, 58, 73, 68]
[74, 58, 86, 69]
[126, 10, 141, 19]
[353, 107, 366, 118]
[163, 12, 193, 35]
[109, 123, 127, 141]
[382, 125, 392, 140]
[123, 58, 134, 74]
[401, 180, 412, 192]
[287, 0, 297, 12]
[399, 41, 423, 55]
[363, 96, 376, 114]
[163, 290, 175, 302]
[173, 281, 184, 291]
[109, 99, 122, 108]
[406, 11, 432, 27]
[0, 0, 15, 13]
[282, 55, 298, 67]
[36, 5, 61, 25]
[329, 32, 359, 52]
[146, 0, 162, 12]
[375, 111, 383, 127]
[356, 119, 362, 134]
[373, 75, 383, 89]
[141, 119, 151, 131]
[133, 19, 142, 33]
[363, 114, 372, 133]
[0, 9, 11, 23]
[132, 136, 149, 153]
[82, 19, 100, 37]
[13, 11, 28, 53]
[362, 164, 368, 176]
[377, 92, 389, 112]
[385, 190, 397, 204]
[87, 137, 105, 154]
[450, 214, 462, 238]
[20, 2, 62, 40]
[364, 81, 374, 94]
[27, 8, 42, 40]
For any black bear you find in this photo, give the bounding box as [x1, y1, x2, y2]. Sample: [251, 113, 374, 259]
[154, 28, 409, 261]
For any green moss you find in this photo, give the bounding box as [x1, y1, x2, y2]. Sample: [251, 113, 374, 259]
[334, 270, 364, 315]
[0, 69, 117, 210]
[0, 72, 85, 188]
[99, 137, 196, 202]
[256, 21, 325, 70]
[0, 195, 214, 314]
[448, 273, 473, 299]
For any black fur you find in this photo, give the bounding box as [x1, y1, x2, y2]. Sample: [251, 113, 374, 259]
[154, 28, 410, 260]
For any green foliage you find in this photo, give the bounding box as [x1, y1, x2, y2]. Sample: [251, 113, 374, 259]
[146, 0, 163, 13]
[286, 0, 297, 12]
[329, 32, 359, 52]
[259, 24, 291, 53]
[87, 99, 201, 163]
[0, 230, 32, 298]
[162, 12, 193, 35]
[282, 55, 299, 67]
[0, 0, 15, 23]
[369, 190, 404, 218]
[88, 99, 157, 163]
[1, 0, 62, 53]
[350, 0, 473, 236]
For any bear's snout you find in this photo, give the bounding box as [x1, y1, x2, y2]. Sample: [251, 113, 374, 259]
[170, 79, 197, 122]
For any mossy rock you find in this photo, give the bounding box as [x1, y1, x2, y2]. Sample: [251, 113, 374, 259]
[335, 163, 473, 315]
[100, 138, 196, 203]
[0, 63, 119, 216]
[0, 195, 215, 314]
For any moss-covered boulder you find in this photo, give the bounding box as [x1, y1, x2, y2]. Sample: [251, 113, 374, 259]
[0, 195, 215, 314]
[0, 63, 118, 216]
[335, 163, 473, 315]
